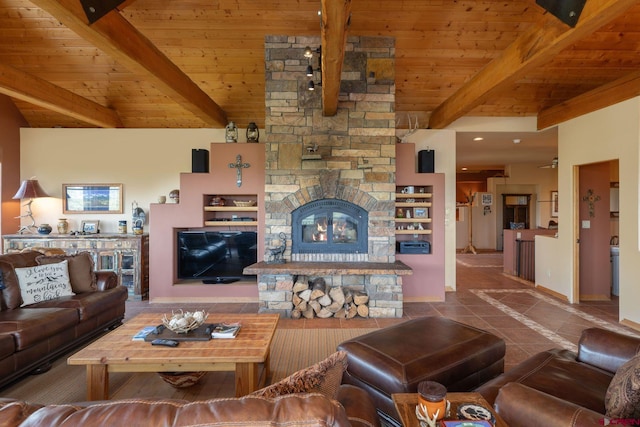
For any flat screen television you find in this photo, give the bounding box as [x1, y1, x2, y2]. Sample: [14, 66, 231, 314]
[177, 230, 257, 284]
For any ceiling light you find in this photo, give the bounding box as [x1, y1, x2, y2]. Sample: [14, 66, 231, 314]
[461, 167, 468, 171]
[304, 46, 313, 58]
[473, 137, 483, 141]
[513, 138, 521, 144]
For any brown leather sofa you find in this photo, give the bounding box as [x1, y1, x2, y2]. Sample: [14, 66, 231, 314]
[476, 327, 640, 427]
[0, 384, 380, 427]
[0, 251, 128, 389]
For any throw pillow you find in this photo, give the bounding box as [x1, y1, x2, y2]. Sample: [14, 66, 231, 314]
[15, 260, 74, 306]
[250, 350, 347, 400]
[605, 353, 640, 419]
[36, 252, 96, 293]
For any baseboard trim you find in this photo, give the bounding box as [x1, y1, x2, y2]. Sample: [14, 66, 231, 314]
[534, 284, 569, 303]
[620, 318, 640, 332]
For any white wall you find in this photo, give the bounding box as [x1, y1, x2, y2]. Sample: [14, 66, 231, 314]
[535, 97, 640, 328]
[401, 130, 457, 290]
[20, 128, 226, 234]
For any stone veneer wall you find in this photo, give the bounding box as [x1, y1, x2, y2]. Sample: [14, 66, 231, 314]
[258, 35, 403, 318]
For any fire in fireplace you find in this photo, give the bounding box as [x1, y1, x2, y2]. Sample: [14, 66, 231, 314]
[291, 199, 368, 254]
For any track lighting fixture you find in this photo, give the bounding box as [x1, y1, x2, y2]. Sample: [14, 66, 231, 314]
[304, 46, 322, 91]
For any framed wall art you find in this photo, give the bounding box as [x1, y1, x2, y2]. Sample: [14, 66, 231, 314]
[63, 184, 123, 214]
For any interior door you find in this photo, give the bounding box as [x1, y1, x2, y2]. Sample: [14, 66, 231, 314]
[577, 162, 611, 301]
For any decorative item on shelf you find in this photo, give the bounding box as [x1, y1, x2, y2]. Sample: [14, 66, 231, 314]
[246, 122, 259, 142]
[162, 309, 208, 333]
[157, 195, 166, 204]
[265, 232, 286, 264]
[169, 189, 180, 203]
[37, 224, 52, 235]
[132, 201, 146, 235]
[233, 200, 255, 207]
[210, 196, 226, 206]
[57, 218, 69, 234]
[81, 220, 100, 234]
[12, 178, 50, 234]
[225, 121, 238, 143]
[118, 220, 127, 234]
[415, 381, 450, 427]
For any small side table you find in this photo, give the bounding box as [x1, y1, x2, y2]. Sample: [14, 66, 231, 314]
[392, 393, 507, 427]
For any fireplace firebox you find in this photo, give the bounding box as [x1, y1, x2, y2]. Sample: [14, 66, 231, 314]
[291, 199, 368, 254]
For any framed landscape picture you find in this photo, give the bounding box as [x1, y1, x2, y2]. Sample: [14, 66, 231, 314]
[63, 184, 123, 214]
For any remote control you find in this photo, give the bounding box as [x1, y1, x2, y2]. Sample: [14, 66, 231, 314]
[151, 339, 179, 347]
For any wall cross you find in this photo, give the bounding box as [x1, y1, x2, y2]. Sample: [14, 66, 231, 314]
[229, 154, 251, 187]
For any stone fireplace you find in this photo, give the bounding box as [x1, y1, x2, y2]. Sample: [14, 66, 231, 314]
[250, 35, 405, 318]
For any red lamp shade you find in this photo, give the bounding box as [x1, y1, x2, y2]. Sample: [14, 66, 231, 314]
[13, 179, 49, 200]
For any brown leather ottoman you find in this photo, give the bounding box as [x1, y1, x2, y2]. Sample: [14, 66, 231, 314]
[337, 317, 505, 425]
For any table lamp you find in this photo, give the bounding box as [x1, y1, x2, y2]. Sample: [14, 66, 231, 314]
[13, 178, 50, 234]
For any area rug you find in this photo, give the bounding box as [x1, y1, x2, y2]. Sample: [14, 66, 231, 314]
[0, 328, 376, 405]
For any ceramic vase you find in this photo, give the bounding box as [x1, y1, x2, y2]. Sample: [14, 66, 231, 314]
[57, 218, 69, 234]
[37, 224, 52, 235]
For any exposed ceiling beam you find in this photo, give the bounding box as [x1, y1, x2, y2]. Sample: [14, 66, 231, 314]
[0, 63, 123, 128]
[428, 0, 639, 129]
[538, 70, 640, 129]
[320, 0, 352, 116]
[30, 0, 228, 127]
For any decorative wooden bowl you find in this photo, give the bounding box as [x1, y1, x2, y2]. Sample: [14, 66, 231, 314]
[158, 371, 207, 388]
[162, 309, 208, 333]
[233, 200, 256, 207]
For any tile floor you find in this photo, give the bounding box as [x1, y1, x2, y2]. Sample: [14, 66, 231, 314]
[127, 252, 638, 371]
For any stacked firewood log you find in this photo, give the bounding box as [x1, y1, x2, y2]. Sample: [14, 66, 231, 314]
[291, 277, 369, 319]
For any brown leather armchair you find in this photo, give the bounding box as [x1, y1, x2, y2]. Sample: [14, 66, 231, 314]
[476, 327, 640, 427]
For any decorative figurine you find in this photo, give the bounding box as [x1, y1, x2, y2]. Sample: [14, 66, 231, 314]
[266, 232, 286, 264]
[246, 122, 259, 143]
[225, 121, 238, 143]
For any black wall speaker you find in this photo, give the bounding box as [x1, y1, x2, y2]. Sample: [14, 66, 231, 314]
[418, 149, 435, 173]
[79, 0, 125, 24]
[536, 0, 586, 27]
[192, 149, 209, 173]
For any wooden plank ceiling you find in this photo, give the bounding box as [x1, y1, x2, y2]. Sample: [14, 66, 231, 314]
[0, 0, 639, 130]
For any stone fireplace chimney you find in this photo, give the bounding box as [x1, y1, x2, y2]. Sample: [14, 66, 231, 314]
[251, 36, 404, 318]
[263, 35, 396, 263]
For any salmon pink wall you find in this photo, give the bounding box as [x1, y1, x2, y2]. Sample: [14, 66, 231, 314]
[395, 143, 446, 300]
[149, 143, 265, 302]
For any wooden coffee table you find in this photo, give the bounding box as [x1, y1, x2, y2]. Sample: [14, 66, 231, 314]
[392, 392, 507, 427]
[68, 312, 279, 400]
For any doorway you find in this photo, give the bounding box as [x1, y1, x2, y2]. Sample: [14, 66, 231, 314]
[502, 194, 531, 230]
[575, 160, 618, 302]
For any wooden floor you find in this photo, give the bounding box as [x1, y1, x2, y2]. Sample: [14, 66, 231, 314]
[128, 252, 634, 372]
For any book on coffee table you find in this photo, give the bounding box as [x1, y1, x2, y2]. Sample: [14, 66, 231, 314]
[211, 322, 241, 339]
[132, 326, 158, 341]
